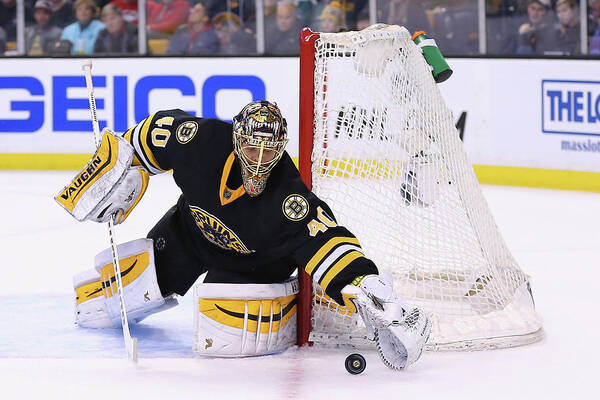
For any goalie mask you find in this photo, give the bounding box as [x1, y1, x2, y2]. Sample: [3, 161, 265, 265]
[233, 100, 288, 197]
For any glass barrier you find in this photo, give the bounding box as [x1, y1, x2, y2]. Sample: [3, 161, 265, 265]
[589, 0, 600, 54]
[264, 0, 303, 54]
[1, 0, 599, 56]
[143, 0, 258, 55]
[487, 0, 584, 56]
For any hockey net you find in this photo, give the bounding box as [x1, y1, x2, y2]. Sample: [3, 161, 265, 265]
[297, 25, 543, 351]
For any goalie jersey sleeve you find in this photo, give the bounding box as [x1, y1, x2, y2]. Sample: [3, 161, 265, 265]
[290, 200, 378, 304]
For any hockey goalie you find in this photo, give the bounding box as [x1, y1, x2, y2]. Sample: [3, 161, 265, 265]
[55, 100, 431, 370]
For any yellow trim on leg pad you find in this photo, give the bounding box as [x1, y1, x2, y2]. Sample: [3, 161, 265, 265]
[199, 295, 297, 334]
[193, 279, 299, 357]
[74, 238, 177, 328]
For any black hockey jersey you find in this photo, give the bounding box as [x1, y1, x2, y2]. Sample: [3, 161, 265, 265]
[121, 109, 378, 303]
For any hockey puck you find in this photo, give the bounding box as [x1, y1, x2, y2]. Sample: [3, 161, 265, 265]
[345, 353, 366, 375]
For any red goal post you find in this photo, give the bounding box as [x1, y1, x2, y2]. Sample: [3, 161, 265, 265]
[297, 27, 319, 346]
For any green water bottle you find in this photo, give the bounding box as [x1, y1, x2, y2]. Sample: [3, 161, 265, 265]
[412, 31, 453, 83]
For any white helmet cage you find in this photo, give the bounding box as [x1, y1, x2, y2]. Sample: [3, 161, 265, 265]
[232, 100, 289, 178]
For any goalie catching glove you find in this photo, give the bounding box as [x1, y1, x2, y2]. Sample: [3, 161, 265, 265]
[341, 275, 432, 370]
[55, 129, 149, 224]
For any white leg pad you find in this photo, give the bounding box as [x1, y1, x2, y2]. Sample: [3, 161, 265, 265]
[193, 278, 299, 357]
[74, 238, 178, 328]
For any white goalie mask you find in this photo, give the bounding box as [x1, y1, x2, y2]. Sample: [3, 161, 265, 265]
[233, 101, 288, 197]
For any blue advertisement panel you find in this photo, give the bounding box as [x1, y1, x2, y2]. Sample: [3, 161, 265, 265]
[0, 58, 299, 155]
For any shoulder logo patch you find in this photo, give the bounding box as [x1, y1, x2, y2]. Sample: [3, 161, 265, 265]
[282, 194, 309, 221]
[176, 121, 198, 144]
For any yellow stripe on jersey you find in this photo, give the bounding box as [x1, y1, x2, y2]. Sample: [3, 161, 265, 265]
[219, 152, 246, 206]
[319, 250, 364, 291]
[122, 127, 142, 166]
[138, 113, 166, 172]
[305, 237, 360, 275]
[122, 127, 134, 143]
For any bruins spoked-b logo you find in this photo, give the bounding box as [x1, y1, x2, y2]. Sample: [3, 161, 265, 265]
[189, 206, 253, 254]
[282, 194, 309, 221]
[176, 121, 198, 144]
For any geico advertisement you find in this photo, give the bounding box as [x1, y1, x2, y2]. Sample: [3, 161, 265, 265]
[0, 58, 299, 154]
[441, 59, 600, 172]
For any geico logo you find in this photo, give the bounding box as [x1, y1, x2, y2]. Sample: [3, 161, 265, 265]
[0, 75, 265, 133]
[542, 80, 600, 136]
[60, 155, 103, 200]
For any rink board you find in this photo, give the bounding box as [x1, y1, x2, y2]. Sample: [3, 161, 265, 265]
[0, 57, 599, 192]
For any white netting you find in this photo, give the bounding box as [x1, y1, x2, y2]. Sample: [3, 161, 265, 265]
[307, 25, 543, 350]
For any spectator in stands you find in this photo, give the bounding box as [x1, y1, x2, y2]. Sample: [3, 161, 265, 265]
[384, 0, 430, 33]
[590, 0, 600, 54]
[94, 3, 137, 54]
[0, 26, 6, 54]
[60, 0, 104, 54]
[265, 0, 304, 55]
[213, 11, 255, 54]
[485, 0, 523, 16]
[108, 0, 138, 25]
[0, 0, 17, 41]
[166, 1, 219, 55]
[147, 0, 190, 37]
[0, 0, 34, 41]
[192, 0, 255, 27]
[264, 0, 278, 18]
[245, 0, 278, 33]
[294, 0, 321, 27]
[48, 38, 73, 53]
[332, 0, 369, 30]
[430, 0, 479, 55]
[49, 0, 76, 28]
[544, 0, 580, 55]
[514, 0, 553, 54]
[25, 0, 63, 55]
[356, 5, 371, 31]
[317, 2, 342, 33]
[485, 0, 524, 54]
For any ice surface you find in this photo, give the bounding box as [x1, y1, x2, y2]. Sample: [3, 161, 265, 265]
[1, 171, 599, 399]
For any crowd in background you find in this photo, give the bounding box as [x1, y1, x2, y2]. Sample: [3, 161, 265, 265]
[487, 0, 600, 55]
[0, 0, 599, 56]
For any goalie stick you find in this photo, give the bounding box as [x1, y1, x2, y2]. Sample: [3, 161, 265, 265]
[82, 59, 138, 363]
